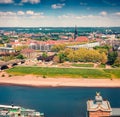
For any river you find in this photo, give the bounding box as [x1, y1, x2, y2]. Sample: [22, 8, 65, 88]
[0, 86, 120, 117]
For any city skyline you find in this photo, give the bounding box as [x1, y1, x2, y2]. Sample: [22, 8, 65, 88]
[0, 0, 120, 27]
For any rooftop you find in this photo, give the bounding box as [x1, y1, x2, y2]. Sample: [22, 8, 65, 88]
[67, 42, 100, 49]
[87, 92, 112, 112]
[112, 108, 120, 116]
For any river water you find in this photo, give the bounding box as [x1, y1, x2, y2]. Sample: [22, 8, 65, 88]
[0, 86, 120, 117]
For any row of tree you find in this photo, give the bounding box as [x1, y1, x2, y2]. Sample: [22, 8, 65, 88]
[53, 48, 107, 64]
[51, 45, 120, 67]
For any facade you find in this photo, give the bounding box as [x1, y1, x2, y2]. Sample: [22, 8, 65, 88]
[0, 47, 15, 53]
[29, 43, 53, 52]
[66, 42, 100, 50]
[87, 93, 120, 117]
[74, 26, 78, 40]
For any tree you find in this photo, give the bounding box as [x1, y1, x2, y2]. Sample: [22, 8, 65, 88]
[53, 56, 59, 63]
[99, 52, 107, 64]
[2, 55, 15, 62]
[51, 44, 66, 52]
[58, 51, 66, 63]
[42, 52, 48, 61]
[94, 45, 111, 51]
[108, 51, 118, 65]
[67, 51, 75, 62]
[113, 57, 120, 67]
[0, 40, 3, 44]
[64, 48, 73, 56]
[14, 45, 28, 52]
[16, 54, 25, 59]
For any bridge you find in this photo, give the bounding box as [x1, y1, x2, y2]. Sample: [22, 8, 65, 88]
[0, 59, 25, 70]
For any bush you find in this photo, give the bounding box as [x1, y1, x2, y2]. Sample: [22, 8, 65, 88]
[8, 74, 12, 77]
[43, 75, 47, 78]
[16, 54, 25, 59]
[112, 57, 120, 67]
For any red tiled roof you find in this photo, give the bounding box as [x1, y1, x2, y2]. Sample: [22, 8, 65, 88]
[21, 48, 35, 53]
[75, 36, 88, 42]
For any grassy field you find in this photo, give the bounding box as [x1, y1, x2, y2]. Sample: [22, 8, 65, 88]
[6, 66, 120, 78]
[103, 69, 120, 78]
[98, 64, 106, 68]
[72, 63, 94, 67]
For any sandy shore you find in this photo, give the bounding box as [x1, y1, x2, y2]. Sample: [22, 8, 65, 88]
[0, 72, 120, 88]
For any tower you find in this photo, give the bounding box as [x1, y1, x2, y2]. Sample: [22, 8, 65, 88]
[74, 25, 78, 40]
[87, 92, 112, 117]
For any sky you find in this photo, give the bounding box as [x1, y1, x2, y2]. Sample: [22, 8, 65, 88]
[0, 0, 120, 27]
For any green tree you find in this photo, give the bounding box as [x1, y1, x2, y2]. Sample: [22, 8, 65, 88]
[2, 55, 15, 62]
[53, 56, 59, 63]
[100, 52, 107, 64]
[108, 51, 118, 65]
[113, 57, 120, 67]
[67, 51, 75, 62]
[58, 51, 66, 63]
[94, 45, 111, 51]
[42, 52, 48, 60]
[51, 44, 66, 52]
[16, 54, 25, 59]
[14, 45, 28, 52]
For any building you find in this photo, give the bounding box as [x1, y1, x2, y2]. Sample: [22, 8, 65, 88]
[0, 104, 44, 117]
[87, 93, 120, 117]
[66, 42, 100, 50]
[29, 42, 53, 52]
[0, 47, 15, 53]
[117, 47, 120, 58]
[74, 26, 78, 40]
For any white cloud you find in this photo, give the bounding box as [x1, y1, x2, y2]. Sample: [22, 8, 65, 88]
[0, 0, 13, 4]
[17, 11, 25, 15]
[75, 15, 100, 19]
[51, 3, 65, 9]
[114, 12, 120, 16]
[0, 12, 120, 27]
[58, 15, 69, 19]
[0, 10, 44, 18]
[26, 10, 34, 15]
[100, 11, 107, 16]
[0, 11, 16, 16]
[34, 12, 44, 16]
[21, 0, 40, 4]
[56, 14, 119, 27]
[6, 11, 16, 15]
[58, 14, 97, 20]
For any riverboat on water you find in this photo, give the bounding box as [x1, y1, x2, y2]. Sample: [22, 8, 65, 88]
[0, 104, 44, 117]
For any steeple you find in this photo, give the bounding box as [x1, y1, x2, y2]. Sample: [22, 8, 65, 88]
[74, 25, 78, 40]
[95, 92, 103, 105]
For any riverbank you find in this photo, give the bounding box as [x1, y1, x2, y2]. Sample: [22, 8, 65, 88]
[0, 72, 120, 87]
[6, 66, 120, 78]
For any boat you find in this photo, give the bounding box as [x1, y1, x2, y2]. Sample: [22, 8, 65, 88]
[0, 104, 44, 117]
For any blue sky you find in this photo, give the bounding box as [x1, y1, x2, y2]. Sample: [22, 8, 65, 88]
[0, 0, 120, 27]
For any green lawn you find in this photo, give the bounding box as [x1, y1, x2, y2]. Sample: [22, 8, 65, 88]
[72, 63, 94, 67]
[98, 64, 106, 68]
[6, 66, 120, 78]
[103, 69, 120, 78]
